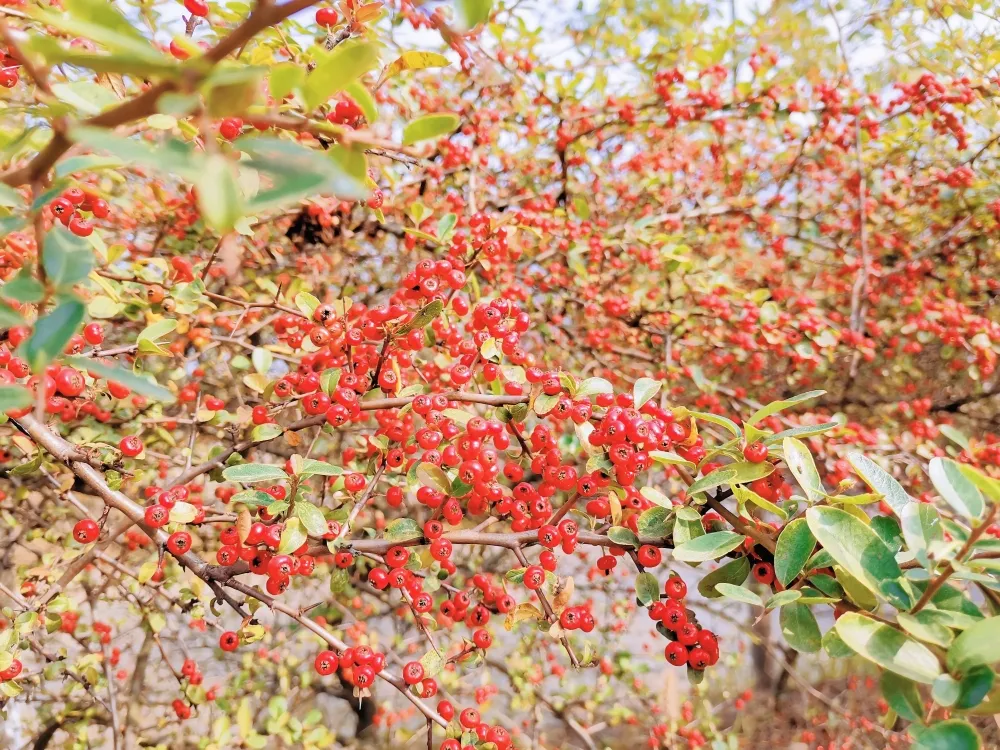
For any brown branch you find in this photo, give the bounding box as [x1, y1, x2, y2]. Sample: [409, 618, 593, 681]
[910, 503, 999, 614]
[1, 0, 325, 187]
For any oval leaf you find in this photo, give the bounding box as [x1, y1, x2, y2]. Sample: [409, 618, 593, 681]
[673, 531, 746, 563]
[835, 612, 942, 684]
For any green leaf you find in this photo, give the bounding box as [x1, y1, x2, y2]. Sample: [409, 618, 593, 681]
[419, 648, 445, 680]
[68, 357, 175, 403]
[1, 267, 45, 303]
[783, 437, 823, 502]
[170, 501, 198, 524]
[345, 81, 378, 124]
[395, 300, 444, 335]
[697, 556, 750, 598]
[416, 462, 450, 494]
[688, 462, 773, 495]
[898, 611, 955, 648]
[639, 486, 672, 508]
[714, 583, 762, 607]
[250, 423, 283, 442]
[632, 377, 662, 409]
[294, 501, 327, 537]
[72, 127, 196, 177]
[956, 464, 1000, 504]
[774, 518, 815, 586]
[195, 155, 244, 233]
[763, 419, 844, 445]
[912, 720, 981, 750]
[835, 612, 942, 684]
[277, 517, 307, 554]
[221, 463, 288, 484]
[296, 459, 342, 478]
[575, 377, 614, 398]
[455, 0, 492, 30]
[901, 502, 943, 556]
[881, 672, 923, 721]
[848, 452, 913, 515]
[42, 225, 94, 287]
[734, 484, 787, 519]
[689, 410, 741, 436]
[635, 572, 659, 606]
[22, 299, 84, 372]
[779, 602, 821, 652]
[231, 490, 275, 509]
[929, 458, 985, 520]
[383, 50, 450, 81]
[673, 531, 745, 562]
[607, 526, 638, 548]
[402, 113, 459, 146]
[747, 390, 825, 426]
[955, 665, 995, 710]
[766, 590, 802, 609]
[268, 62, 305, 102]
[384, 517, 422, 541]
[649, 450, 696, 468]
[805, 506, 904, 604]
[0, 386, 32, 413]
[636, 506, 673, 538]
[238, 137, 368, 208]
[947, 617, 1000, 674]
[304, 40, 381, 111]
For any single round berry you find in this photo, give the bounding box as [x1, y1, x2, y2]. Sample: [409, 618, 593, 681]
[166, 531, 192, 555]
[664, 575, 687, 600]
[184, 0, 209, 16]
[402, 660, 424, 685]
[144, 504, 169, 528]
[73, 518, 99, 544]
[119, 435, 144, 457]
[0, 658, 23, 681]
[753, 561, 775, 585]
[314, 650, 337, 675]
[316, 7, 338, 26]
[219, 631, 239, 652]
[83, 322, 105, 346]
[636, 544, 662, 567]
[743, 441, 768, 463]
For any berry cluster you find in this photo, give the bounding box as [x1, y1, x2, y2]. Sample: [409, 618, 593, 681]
[48, 186, 111, 237]
[314, 644, 386, 691]
[649, 575, 719, 671]
[436, 703, 513, 750]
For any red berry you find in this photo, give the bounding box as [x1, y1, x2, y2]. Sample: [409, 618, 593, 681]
[144, 504, 169, 528]
[636, 544, 662, 567]
[402, 660, 424, 685]
[184, 0, 209, 16]
[83, 322, 104, 345]
[0, 68, 18, 88]
[664, 575, 687, 600]
[664, 642, 687, 666]
[166, 531, 192, 555]
[73, 518, 99, 544]
[753, 562, 775, 585]
[314, 649, 337, 675]
[218, 117, 243, 141]
[219, 631, 239, 652]
[119, 435, 143, 457]
[743, 441, 768, 463]
[316, 7, 338, 25]
[55, 366, 85, 397]
[0, 658, 23, 680]
[68, 216, 93, 237]
[472, 629, 492, 650]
